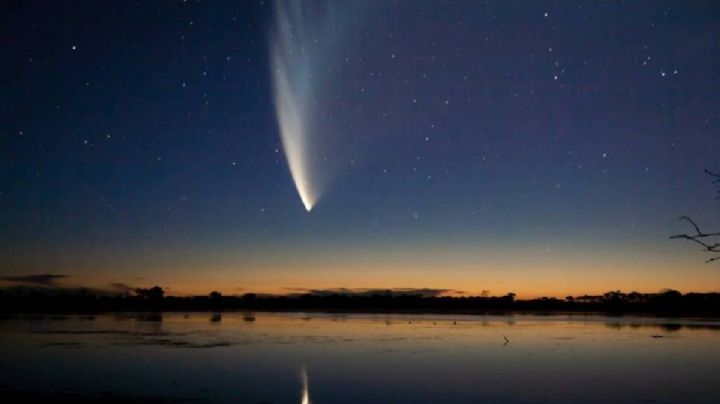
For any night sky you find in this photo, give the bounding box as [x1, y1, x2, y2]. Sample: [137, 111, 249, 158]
[2, 0, 719, 297]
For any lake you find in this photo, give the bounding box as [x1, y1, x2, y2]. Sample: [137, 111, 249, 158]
[1, 312, 719, 403]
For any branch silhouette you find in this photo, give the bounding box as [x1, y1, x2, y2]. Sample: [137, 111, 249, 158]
[706, 169, 720, 200]
[670, 170, 720, 263]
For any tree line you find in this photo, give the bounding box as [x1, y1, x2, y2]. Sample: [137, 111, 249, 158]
[1, 286, 718, 316]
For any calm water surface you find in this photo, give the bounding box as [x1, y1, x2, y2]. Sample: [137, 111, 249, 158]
[1, 312, 719, 403]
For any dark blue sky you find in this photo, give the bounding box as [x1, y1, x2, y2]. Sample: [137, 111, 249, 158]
[1, 1, 719, 296]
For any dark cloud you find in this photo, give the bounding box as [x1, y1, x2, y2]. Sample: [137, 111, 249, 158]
[283, 287, 464, 298]
[108, 282, 136, 294]
[0, 285, 98, 297]
[0, 274, 68, 286]
[0, 277, 140, 297]
[391, 288, 465, 297]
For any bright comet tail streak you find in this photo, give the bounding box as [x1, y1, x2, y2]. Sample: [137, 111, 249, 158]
[270, 1, 364, 211]
[270, 1, 318, 212]
[272, 62, 314, 212]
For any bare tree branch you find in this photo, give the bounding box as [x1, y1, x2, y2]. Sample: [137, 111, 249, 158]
[705, 168, 720, 180]
[670, 216, 720, 239]
[671, 171, 720, 263]
[706, 168, 720, 200]
[669, 233, 713, 250]
[679, 216, 702, 236]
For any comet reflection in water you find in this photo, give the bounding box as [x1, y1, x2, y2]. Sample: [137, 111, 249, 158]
[300, 365, 311, 404]
[269, 1, 360, 211]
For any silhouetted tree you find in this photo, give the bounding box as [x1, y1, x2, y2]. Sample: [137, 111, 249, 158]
[208, 291, 223, 311]
[670, 169, 720, 263]
[627, 291, 645, 303]
[603, 290, 626, 304]
[135, 286, 164, 301]
[658, 288, 682, 299]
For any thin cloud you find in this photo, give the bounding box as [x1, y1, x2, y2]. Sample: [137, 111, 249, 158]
[0, 274, 68, 286]
[283, 287, 465, 298]
[108, 282, 136, 294]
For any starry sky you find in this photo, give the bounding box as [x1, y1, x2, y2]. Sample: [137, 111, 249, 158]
[1, 0, 719, 297]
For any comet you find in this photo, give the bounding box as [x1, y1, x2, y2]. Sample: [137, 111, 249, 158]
[270, 1, 322, 212]
[271, 58, 315, 211]
[269, 1, 365, 212]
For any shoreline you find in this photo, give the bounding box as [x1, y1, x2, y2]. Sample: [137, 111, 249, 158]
[2, 307, 720, 319]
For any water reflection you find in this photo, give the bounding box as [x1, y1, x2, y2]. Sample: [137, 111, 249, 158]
[301, 365, 311, 404]
[602, 320, 720, 332]
[0, 313, 718, 403]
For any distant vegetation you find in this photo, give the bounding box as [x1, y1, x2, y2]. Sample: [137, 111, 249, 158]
[1, 287, 719, 316]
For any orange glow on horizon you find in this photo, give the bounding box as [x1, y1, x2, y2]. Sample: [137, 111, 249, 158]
[6, 240, 719, 300]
